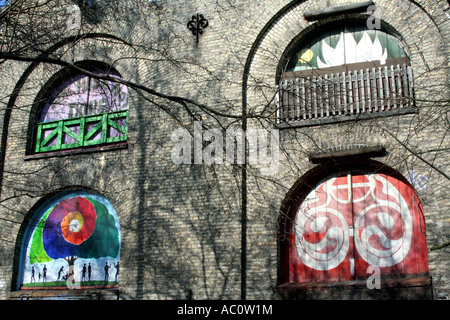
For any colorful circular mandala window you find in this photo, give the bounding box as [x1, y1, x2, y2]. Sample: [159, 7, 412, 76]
[19, 191, 120, 290]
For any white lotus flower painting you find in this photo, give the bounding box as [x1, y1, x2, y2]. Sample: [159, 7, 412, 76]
[288, 25, 407, 72]
[317, 29, 388, 68]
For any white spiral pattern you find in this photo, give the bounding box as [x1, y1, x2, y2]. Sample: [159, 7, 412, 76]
[353, 175, 412, 267]
[295, 174, 412, 271]
[295, 207, 349, 270]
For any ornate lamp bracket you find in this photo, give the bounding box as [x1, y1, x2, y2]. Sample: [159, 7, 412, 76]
[187, 14, 209, 44]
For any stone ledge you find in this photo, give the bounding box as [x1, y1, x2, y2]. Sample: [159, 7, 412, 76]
[9, 288, 119, 300]
[23, 142, 128, 161]
[308, 144, 387, 163]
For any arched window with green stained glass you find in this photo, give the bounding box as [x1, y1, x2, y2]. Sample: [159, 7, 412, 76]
[32, 62, 129, 154]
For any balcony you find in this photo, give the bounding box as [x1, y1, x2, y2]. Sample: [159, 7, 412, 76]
[276, 63, 415, 127]
[34, 110, 128, 153]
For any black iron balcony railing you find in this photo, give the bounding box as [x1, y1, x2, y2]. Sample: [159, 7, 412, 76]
[277, 63, 414, 126]
[35, 110, 128, 153]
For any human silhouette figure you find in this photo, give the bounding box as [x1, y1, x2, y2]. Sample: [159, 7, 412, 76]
[104, 262, 110, 282]
[30, 266, 35, 283]
[88, 263, 92, 281]
[81, 264, 87, 281]
[57, 266, 64, 281]
[114, 262, 119, 282]
[43, 265, 47, 282]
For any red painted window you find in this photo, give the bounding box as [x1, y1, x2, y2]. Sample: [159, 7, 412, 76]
[282, 170, 429, 283]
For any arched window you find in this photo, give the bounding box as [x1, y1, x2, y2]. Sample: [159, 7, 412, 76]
[277, 23, 414, 127]
[33, 62, 129, 153]
[16, 191, 121, 294]
[279, 163, 431, 298]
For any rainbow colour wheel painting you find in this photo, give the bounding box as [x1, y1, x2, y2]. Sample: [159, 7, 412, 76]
[20, 192, 120, 289]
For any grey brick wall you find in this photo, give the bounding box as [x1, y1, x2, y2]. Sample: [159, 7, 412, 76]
[0, 0, 448, 300]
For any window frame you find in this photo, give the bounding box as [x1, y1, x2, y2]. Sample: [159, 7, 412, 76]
[11, 189, 121, 299]
[277, 160, 432, 299]
[27, 62, 129, 157]
[276, 21, 416, 128]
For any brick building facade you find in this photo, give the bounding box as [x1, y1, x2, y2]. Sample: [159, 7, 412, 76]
[0, 0, 448, 300]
